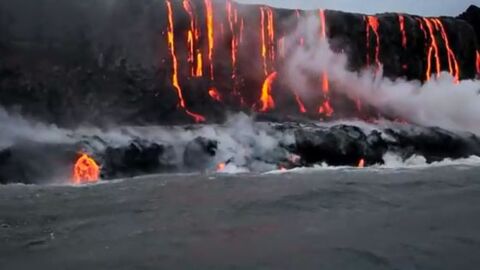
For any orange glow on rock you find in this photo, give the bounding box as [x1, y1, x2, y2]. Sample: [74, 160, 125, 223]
[166, 0, 205, 123]
[295, 94, 307, 114]
[217, 162, 226, 172]
[476, 50, 480, 76]
[398, 15, 407, 49]
[260, 71, 277, 112]
[357, 158, 365, 168]
[73, 153, 100, 184]
[319, 101, 334, 117]
[208, 87, 222, 102]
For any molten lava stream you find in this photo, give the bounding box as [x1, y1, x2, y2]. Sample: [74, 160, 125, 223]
[260, 7, 268, 76]
[195, 51, 203, 77]
[398, 15, 407, 49]
[204, 0, 215, 80]
[476, 50, 480, 76]
[166, 0, 205, 123]
[73, 153, 100, 184]
[266, 7, 275, 63]
[423, 18, 441, 81]
[357, 158, 365, 168]
[365, 15, 381, 72]
[183, 0, 196, 76]
[432, 19, 460, 83]
[260, 71, 277, 112]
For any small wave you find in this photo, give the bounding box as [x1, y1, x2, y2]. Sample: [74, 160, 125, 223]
[264, 154, 480, 175]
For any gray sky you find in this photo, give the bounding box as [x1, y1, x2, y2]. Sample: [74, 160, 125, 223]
[236, 0, 477, 16]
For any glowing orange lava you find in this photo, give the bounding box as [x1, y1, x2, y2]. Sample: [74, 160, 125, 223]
[295, 94, 307, 114]
[476, 50, 480, 76]
[183, 0, 203, 77]
[217, 162, 226, 172]
[195, 51, 203, 77]
[432, 19, 460, 83]
[260, 71, 277, 112]
[365, 16, 381, 72]
[73, 153, 100, 184]
[208, 87, 222, 102]
[183, 0, 197, 76]
[266, 7, 275, 63]
[204, 0, 215, 80]
[398, 15, 407, 49]
[166, 0, 205, 123]
[357, 158, 365, 168]
[260, 7, 268, 75]
[423, 18, 441, 81]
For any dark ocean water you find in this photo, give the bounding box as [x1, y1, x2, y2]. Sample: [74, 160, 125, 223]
[1, 165, 480, 269]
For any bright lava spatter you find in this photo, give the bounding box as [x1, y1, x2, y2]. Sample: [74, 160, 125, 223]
[204, 0, 215, 80]
[73, 153, 100, 184]
[260, 71, 277, 112]
[432, 19, 460, 83]
[195, 51, 203, 77]
[166, 0, 205, 123]
[318, 9, 333, 117]
[208, 87, 222, 102]
[357, 158, 365, 168]
[423, 18, 441, 81]
[365, 15, 381, 72]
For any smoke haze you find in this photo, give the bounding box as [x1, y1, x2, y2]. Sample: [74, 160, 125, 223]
[285, 14, 480, 135]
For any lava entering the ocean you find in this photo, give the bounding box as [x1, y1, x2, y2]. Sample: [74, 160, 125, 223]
[73, 153, 100, 184]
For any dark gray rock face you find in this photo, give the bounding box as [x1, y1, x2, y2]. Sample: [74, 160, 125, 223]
[0, 1, 478, 125]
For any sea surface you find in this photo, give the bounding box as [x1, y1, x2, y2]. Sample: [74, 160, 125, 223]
[1, 165, 480, 269]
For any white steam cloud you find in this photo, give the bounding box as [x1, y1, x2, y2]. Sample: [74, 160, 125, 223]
[285, 14, 480, 135]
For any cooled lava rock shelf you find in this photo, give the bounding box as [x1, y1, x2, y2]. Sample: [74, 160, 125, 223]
[0, 1, 480, 184]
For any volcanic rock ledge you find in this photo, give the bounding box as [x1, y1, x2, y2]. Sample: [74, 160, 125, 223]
[2, 122, 480, 184]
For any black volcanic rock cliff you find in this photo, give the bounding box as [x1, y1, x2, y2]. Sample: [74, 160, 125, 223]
[0, 0, 478, 126]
